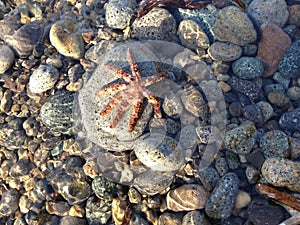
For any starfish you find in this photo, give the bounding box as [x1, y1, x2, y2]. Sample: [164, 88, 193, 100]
[96, 49, 167, 132]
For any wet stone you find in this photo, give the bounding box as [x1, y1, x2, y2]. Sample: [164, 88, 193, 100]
[287, 86, 300, 101]
[232, 57, 264, 80]
[177, 19, 210, 51]
[245, 165, 260, 184]
[228, 76, 260, 101]
[91, 176, 117, 201]
[267, 91, 290, 107]
[248, 0, 289, 27]
[0, 45, 15, 73]
[256, 101, 274, 122]
[86, 196, 112, 225]
[242, 104, 264, 125]
[182, 210, 211, 225]
[235, 190, 251, 209]
[215, 157, 228, 177]
[212, 6, 257, 46]
[208, 41, 242, 62]
[198, 167, 220, 191]
[105, 0, 136, 29]
[278, 39, 300, 79]
[28, 64, 59, 94]
[131, 8, 177, 41]
[158, 212, 182, 225]
[205, 172, 239, 219]
[290, 137, 300, 159]
[228, 102, 242, 117]
[262, 157, 300, 192]
[162, 92, 183, 120]
[223, 122, 257, 155]
[0, 189, 20, 216]
[288, 4, 300, 27]
[279, 107, 300, 132]
[259, 130, 290, 158]
[166, 184, 209, 212]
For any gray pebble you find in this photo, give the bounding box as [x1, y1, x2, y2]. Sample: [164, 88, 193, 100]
[287, 86, 300, 101]
[182, 210, 211, 225]
[92, 176, 117, 201]
[28, 64, 59, 94]
[264, 83, 285, 95]
[215, 157, 229, 177]
[256, 101, 274, 122]
[228, 76, 260, 101]
[208, 41, 242, 62]
[279, 107, 300, 132]
[86, 196, 112, 225]
[162, 92, 184, 119]
[223, 122, 257, 155]
[242, 104, 264, 125]
[105, 0, 136, 29]
[248, 0, 289, 27]
[267, 91, 290, 107]
[205, 172, 239, 219]
[232, 57, 264, 80]
[0, 45, 15, 73]
[278, 39, 300, 79]
[198, 167, 220, 191]
[259, 130, 290, 158]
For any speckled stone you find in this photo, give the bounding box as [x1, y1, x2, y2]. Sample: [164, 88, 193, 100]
[205, 172, 239, 219]
[198, 167, 220, 191]
[0, 189, 20, 216]
[259, 130, 290, 158]
[215, 157, 228, 177]
[49, 20, 84, 60]
[40, 90, 74, 134]
[212, 6, 257, 46]
[248, 0, 289, 27]
[105, 0, 136, 29]
[228, 76, 260, 101]
[86, 196, 112, 225]
[290, 137, 300, 159]
[162, 92, 184, 120]
[288, 4, 300, 27]
[278, 39, 300, 79]
[28, 65, 59, 93]
[256, 101, 274, 122]
[177, 19, 209, 51]
[242, 104, 264, 125]
[134, 133, 184, 172]
[287, 86, 300, 101]
[232, 57, 264, 80]
[158, 212, 182, 225]
[91, 176, 117, 201]
[208, 41, 242, 62]
[182, 211, 211, 225]
[131, 8, 176, 41]
[257, 22, 291, 77]
[261, 157, 300, 192]
[267, 91, 290, 107]
[0, 45, 15, 73]
[223, 122, 257, 155]
[279, 107, 300, 132]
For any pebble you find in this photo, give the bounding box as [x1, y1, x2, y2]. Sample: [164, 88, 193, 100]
[0, 89, 12, 113]
[4, 22, 44, 58]
[257, 22, 291, 77]
[287, 86, 300, 101]
[28, 64, 59, 94]
[267, 91, 290, 107]
[264, 83, 285, 95]
[215, 157, 228, 177]
[49, 20, 85, 60]
[234, 190, 251, 209]
[290, 137, 300, 159]
[242, 104, 264, 125]
[228, 76, 260, 101]
[259, 130, 290, 158]
[85, 196, 112, 225]
[256, 101, 274, 122]
[162, 92, 183, 120]
[128, 187, 141, 204]
[198, 167, 220, 191]
[288, 4, 300, 27]
[223, 122, 257, 155]
[0, 189, 20, 216]
[279, 107, 300, 132]
[228, 102, 242, 117]
[91, 176, 117, 201]
[205, 172, 239, 219]
[166, 184, 208, 212]
[0, 119, 26, 150]
[245, 165, 260, 184]
[131, 8, 177, 41]
[177, 19, 209, 51]
[0, 45, 15, 73]
[248, 0, 289, 27]
[40, 90, 74, 135]
[278, 39, 300, 79]
[158, 212, 181, 225]
[105, 0, 136, 29]
[212, 6, 257, 46]
[232, 57, 264, 80]
[208, 41, 242, 62]
[59, 216, 87, 225]
[182, 210, 211, 225]
[261, 157, 300, 192]
[134, 133, 184, 172]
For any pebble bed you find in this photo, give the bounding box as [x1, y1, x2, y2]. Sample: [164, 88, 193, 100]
[0, 0, 300, 224]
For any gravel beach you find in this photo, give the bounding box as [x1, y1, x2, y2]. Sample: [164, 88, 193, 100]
[0, 0, 300, 224]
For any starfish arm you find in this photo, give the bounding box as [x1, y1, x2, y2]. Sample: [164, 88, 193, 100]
[96, 83, 128, 96]
[99, 91, 124, 116]
[140, 72, 168, 87]
[127, 49, 142, 81]
[110, 99, 131, 129]
[104, 64, 133, 83]
[128, 98, 144, 132]
[144, 91, 162, 118]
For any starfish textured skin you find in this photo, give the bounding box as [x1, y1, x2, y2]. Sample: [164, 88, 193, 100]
[96, 49, 167, 132]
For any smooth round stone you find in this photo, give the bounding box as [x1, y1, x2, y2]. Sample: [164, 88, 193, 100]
[50, 20, 84, 60]
[131, 8, 176, 41]
[228, 76, 260, 101]
[242, 104, 264, 125]
[229, 102, 242, 117]
[279, 107, 300, 132]
[166, 184, 209, 212]
[278, 39, 300, 79]
[205, 172, 239, 219]
[232, 57, 264, 80]
[158, 212, 181, 225]
[177, 19, 209, 51]
[212, 6, 257, 46]
[259, 130, 290, 158]
[223, 122, 257, 155]
[208, 41, 242, 62]
[287, 86, 300, 101]
[256, 101, 274, 122]
[28, 64, 59, 93]
[267, 91, 290, 107]
[134, 133, 184, 172]
[234, 190, 251, 209]
[105, 0, 136, 29]
[261, 157, 300, 192]
[264, 83, 285, 95]
[182, 211, 211, 225]
[288, 4, 300, 27]
[0, 45, 15, 73]
[248, 0, 289, 27]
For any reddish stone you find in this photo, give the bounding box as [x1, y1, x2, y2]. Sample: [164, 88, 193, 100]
[257, 22, 291, 77]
